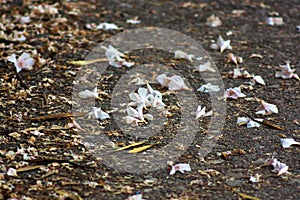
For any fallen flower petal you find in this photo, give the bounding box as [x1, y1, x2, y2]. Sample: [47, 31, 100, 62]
[96, 22, 118, 30]
[211, 35, 232, 53]
[280, 138, 300, 148]
[88, 107, 110, 120]
[78, 87, 99, 99]
[263, 158, 289, 176]
[19, 16, 31, 24]
[227, 53, 243, 65]
[105, 45, 134, 68]
[275, 63, 299, 80]
[126, 17, 141, 24]
[233, 68, 251, 79]
[249, 174, 262, 183]
[195, 106, 212, 119]
[126, 193, 143, 200]
[196, 61, 216, 72]
[170, 163, 191, 175]
[195, 106, 206, 119]
[237, 117, 262, 128]
[252, 75, 266, 85]
[255, 100, 278, 115]
[157, 74, 190, 91]
[224, 87, 246, 99]
[206, 14, 222, 27]
[174, 50, 194, 62]
[8, 31, 26, 42]
[7, 52, 35, 73]
[267, 17, 283, 25]
[197, 83, 220, 93]
[7, 168, 18, 177]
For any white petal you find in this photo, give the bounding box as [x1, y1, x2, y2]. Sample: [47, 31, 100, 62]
[197, 62, 216, 72]
[217, 35, 232, 53]
[252, 75, 266, 85]
[126, 194, 143, 200]
[126, 18, 141, 24]
[174, 50, 193, 62]
[144, 114, 153, 121]
[206, 14, 222, 27]
[168, 75, 190, 90]
[96, 22, 118, 30]
[125, 116, 139, 125]
[156, 74, 168, 86]
[78, 87, 98, 99]
[280, 138, 300, 148]
[195, 106, 206, 119]
[263, 101, 278, 114]
[225, 87, 246, 99]
[126, 107, 140, 118]
[93, 107, 110, 120]
[7, 168, 18, 177]
[246, 119, 262, 128]
[170, 163, 191, 175]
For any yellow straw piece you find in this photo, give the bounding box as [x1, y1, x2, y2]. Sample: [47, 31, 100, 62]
[128, 143, 156, 153]
[68, 58, 108, 66]
[114, 141, 147, 152]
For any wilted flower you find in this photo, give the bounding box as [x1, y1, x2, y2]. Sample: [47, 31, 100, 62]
[224, 87, 246, 99]
[211, 35, 232, 53]
[280, 138, 300, 148]
[275, 63, 299, 80]
[78, 87, 99, 99]
[263, 158, 289, 176]
[174, 50, 194, 62]
[170, 163, 191, 175]
[105, 45, 134, 68]
[255, 100, 278, 115]
[157, 74, 190, 91]
[7, 52, 35, 73]
[206, 14, 222, 27]
[237, 117, 262, 128]
[197, 83, 220, 93]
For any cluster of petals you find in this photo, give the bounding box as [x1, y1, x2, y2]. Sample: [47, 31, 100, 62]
[105, 45, 134, 68]
[263, 158, 289, 176]
[126, 82, 165, 125]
